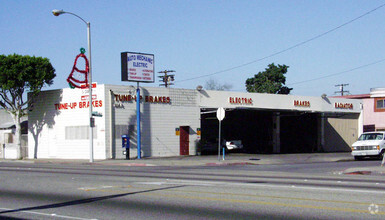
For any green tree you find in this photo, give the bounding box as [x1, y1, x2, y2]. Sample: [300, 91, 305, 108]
[0, 54, 56, 159]
[245, 63, 292, 94]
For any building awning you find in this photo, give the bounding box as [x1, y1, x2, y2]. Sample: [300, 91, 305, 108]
[0, 122, 15, 129]
[0, 121, 27, 129]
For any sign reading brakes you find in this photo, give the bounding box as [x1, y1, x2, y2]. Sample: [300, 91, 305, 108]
[121, 52, 154, 83]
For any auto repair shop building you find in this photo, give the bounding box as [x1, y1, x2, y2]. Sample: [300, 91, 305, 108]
[27, 85, 362, 159]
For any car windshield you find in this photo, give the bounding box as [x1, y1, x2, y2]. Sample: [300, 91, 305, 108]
[358, 133, 384, 140]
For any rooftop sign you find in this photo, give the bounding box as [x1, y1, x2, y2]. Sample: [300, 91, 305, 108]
[294, 100, 310, 107]
[228, 97, 253, 105]
[121, 52, 154, 83]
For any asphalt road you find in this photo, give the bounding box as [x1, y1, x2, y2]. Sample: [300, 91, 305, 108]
[220, 160, 381, 173]
[0, 161, 384, 219]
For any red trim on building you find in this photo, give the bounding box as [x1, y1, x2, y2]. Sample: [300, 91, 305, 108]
[331, 94, 370, 99]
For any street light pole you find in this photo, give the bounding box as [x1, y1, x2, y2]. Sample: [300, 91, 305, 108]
[52, 9, 94, 162]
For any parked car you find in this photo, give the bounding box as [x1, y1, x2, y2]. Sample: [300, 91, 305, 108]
[351, 132, 385, 160]
[225, 140, 244, 151]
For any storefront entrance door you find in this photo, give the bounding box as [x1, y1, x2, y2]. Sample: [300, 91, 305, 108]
[180, 126, 189, 155]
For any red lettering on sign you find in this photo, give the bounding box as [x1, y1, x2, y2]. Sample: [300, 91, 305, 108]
[115, 94, 171, 104]
[228, 97, 253, 105]
[294, 100, 310, 107]
[334, 102, 353, 109]
[55, 100, 102, 110]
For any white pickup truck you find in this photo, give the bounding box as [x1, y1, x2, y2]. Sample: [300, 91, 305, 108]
[351, 132, 385, 160]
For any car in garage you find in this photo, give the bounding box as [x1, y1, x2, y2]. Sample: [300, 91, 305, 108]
[225, 140, 244, 151]
[199, 139, 244, 154]
[351, 132, 385, 160]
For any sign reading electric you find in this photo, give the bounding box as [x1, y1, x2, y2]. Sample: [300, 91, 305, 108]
[229, 97, 253, 105]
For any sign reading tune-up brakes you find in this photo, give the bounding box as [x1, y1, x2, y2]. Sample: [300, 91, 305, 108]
[121, 52, 155, 83]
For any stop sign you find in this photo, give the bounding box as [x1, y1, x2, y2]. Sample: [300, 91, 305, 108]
[216, 108, 225, 121]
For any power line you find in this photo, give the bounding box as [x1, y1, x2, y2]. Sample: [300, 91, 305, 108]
[175, 3, 385, 84]
[287, 58, 385, 86]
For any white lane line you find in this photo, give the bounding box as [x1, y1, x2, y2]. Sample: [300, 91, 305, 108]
[233, 182, 385, 195]
[135, 180, 215, 186]
[78, 187, 98, 190]
[78, 185, 131, 191]
[146, 179, 385, 195]
[0, 207, 97, 220]
[135, 182, 165, 185]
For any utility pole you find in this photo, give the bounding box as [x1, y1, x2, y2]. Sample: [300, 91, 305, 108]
[158, 70, 175, 88]
[335, 84, 349, 96]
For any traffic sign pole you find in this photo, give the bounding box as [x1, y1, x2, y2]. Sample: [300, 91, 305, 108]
[216, 108, 225, 161]
[137, 82, 141, 159]
[218, 119, 221, 161]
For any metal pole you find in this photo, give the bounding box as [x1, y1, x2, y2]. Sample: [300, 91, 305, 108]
[218, 120, 221, 161]
[87, 22, 94, 163]
[320, 113, 325, 152]
[136, 82, 141, 159]
[2, 133, 4, 159]
[52, 10, 93, 162]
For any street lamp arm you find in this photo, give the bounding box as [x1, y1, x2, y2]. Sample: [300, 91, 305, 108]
[52, 9, 88, 25]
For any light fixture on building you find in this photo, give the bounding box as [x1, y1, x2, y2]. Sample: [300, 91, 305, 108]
[196, 85, 203, 91]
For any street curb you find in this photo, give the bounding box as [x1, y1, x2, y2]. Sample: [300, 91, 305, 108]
[342, 166, 385, 175]
[105, 163, 157, 167]
[0, 152, 356, 167]
[344, 171, 372, 175]
[205, 162, 257, 166]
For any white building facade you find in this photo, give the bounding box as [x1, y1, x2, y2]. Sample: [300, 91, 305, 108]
[27, 85, 362, 159]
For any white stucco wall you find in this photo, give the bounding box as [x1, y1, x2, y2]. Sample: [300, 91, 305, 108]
[28, 86, 106, 159]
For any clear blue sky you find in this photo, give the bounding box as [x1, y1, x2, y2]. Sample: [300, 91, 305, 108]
[1, 0, 385, 96]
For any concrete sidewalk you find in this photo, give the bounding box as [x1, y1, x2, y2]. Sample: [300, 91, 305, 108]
[106, 152, 355, 166]
[1, 152, 384, 175]
[3, 152, 353, 166]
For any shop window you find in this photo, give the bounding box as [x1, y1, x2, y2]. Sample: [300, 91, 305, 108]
[363, 124, 375, 132]
[5, 133, 13, 143]
[377, 100, 384, 108]
[65, 126, 97, 140]
[374, 98, 385, 112]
